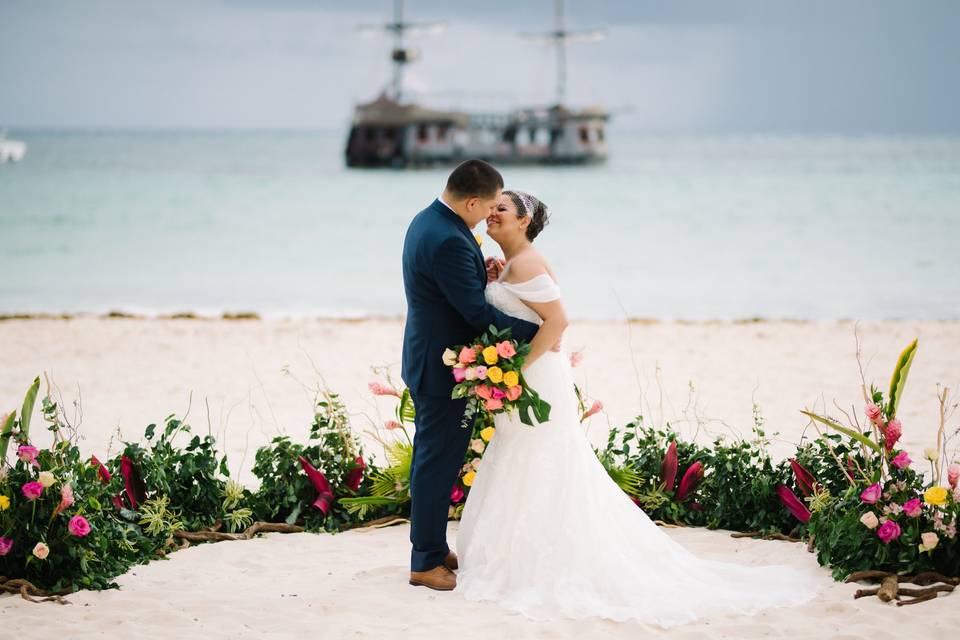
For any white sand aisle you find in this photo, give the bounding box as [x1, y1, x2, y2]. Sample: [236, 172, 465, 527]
[1, 522, 956, 639]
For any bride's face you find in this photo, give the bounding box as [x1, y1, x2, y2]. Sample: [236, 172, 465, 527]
[486, 194, 529, 244]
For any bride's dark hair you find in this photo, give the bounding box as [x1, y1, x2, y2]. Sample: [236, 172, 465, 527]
[503, 190, 550, 242]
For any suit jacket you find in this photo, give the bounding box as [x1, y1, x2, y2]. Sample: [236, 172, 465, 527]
[401, 199, 539, 396]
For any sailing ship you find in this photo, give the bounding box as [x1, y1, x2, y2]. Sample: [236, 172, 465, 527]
[345, 0, 609, 168]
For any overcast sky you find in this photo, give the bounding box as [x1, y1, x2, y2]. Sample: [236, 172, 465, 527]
[1, 0, 958, 133]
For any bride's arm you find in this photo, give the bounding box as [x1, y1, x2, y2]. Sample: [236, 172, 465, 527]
[506, 257, 568, 371]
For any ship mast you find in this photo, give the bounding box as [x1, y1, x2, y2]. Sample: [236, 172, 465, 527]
[358, 0, 444, 103]
[521, 0, 605, 106]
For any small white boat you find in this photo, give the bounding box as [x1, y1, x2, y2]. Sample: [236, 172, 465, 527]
[0, 131, 27, 163]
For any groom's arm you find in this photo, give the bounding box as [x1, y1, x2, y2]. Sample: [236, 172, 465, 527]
[433, 236, 539, 342]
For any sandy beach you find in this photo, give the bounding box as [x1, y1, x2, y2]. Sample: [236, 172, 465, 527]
[1, 317, 959, 636]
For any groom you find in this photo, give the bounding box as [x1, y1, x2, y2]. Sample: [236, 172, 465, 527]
[401, 159, 540, 591]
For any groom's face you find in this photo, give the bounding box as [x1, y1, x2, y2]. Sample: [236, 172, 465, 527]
[464, 189, 502, 227]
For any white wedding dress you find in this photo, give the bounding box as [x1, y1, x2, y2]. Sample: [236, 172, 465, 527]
[455, 271, 823, 628]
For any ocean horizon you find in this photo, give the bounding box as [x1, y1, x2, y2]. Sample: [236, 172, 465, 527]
[2, 130, 958, 321]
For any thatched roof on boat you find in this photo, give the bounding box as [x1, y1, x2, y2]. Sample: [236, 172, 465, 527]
[352, 93, 469, 127]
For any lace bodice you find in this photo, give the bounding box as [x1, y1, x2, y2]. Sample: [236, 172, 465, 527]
[484, 274, 561, 325]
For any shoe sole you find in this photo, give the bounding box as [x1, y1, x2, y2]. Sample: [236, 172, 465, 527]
[408, 579, 455, 591]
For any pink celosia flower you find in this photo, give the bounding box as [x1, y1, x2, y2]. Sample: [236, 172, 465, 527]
[68, 515, 92, 537]
[505, 385, 522, 401]
[21, 481, 43, 500]
[860, 483, 882, 504]
[484, 398, 503, 411]
[581, 400, 603, 421]
[367, 382, 401, 398]
[948, 463, 960, 489]
[902, 498, 922, 518]
[884, 419, 902, 451]
[661, 441, 678, 491]
[0, 537, 12, 556]
[891, 451, 912, 469]
[384, 420, 401, 430]
[569, 350, 584, 368]
[458, 347, 477, 364]
[495, 341, 516, 358]
[877, 520, 902, 544]
[53, 483, 75, 517]
[776, 485, 811, 523]
[865, 404, 884, 425]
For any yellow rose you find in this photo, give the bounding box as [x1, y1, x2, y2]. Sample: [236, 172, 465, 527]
[479, 426, 496, 442]
[502, 371, 519, 388]
[487, 367, 503, 384]
[482, 346, 499, 365]
[0, 495, 9, 511]
[924, 486, 948, 506]
[462, 471, 476, 487]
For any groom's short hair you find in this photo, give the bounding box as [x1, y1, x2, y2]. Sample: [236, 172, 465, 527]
[445, 159, 503, 199]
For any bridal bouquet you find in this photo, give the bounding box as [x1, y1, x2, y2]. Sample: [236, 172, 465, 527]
[443, 325, 551, 428]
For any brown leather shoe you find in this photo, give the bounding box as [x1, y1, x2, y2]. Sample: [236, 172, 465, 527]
[443, 550, 459, 571]
[409, 565, 456, 591]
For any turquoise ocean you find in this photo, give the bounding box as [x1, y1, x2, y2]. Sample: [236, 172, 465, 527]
[1, 131, 958, 320]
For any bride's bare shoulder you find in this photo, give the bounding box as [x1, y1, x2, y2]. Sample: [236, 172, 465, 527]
[506, 249, 557, 283]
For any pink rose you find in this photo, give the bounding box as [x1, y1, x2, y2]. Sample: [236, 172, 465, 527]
[384, 420, 401, 430]
[948, 463, 960, 489]
[865, 404, 884, 425]
[450, 484, 464, 503]
[884, 419, 902, 451]
[21, 481, 43, 500]
[876, 519, 902, 544]
[367, 382, 401, 398]
[569, 350, 584, 368]
[17, 445, 40, 468]
[490, 387, 507, 400]
[68, 515, 92, 537]
[474, 366, 488, 380]
[495, 341, 517, 358]
[859, 512, 879, 529]
[0, 537, 12, 556]
[891, 451, 912, 469]
[484, 397, 503, 411]
[902, 498, 922, 518]
[452, 368, 467, 382]
[505, 385, 522, 401]
[860, 483, 882, 505]
[475, 384, 493, 400]
[458, 347, 477, 364]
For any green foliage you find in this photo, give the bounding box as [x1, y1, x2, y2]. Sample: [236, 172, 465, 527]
[888, 339, 918, 417]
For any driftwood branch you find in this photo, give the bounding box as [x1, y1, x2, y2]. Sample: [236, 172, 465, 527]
[0, 577, 71, 604]
[174, 521, 304, 544]
[730, 531, 801, 543]
[845, 570, 959, 606]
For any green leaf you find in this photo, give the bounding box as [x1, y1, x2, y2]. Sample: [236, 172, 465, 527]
[19, 376, 40, 440]
[800, 411, 880, 452]
[0, 410, 15, 461]
[887, 338, 918, 417]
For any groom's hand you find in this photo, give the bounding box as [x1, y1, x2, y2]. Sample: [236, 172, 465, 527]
[485, 257, 505, 283]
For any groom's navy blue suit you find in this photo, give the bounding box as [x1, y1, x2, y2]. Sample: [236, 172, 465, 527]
[401, 198, 538, 572]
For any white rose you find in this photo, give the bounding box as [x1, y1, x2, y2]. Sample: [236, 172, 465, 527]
[38, 471, 56, 488]
[920, 531, 939, 551]
[464, 368, 477, 381]
[442, 349, 459, 367]
[471, 458, 481, 471]
[859, 512, 879, 529]
[470, 439, 485, 454]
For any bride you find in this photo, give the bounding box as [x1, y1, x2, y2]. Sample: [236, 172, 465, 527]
[455, 189, 823, 628]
